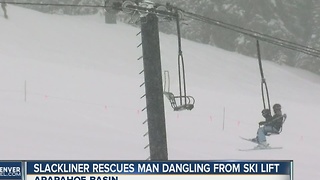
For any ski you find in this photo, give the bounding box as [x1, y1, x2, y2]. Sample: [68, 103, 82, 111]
[239, 146, 282, 151]
[239, 136, 257, 143]
[239, 136, 282, 151]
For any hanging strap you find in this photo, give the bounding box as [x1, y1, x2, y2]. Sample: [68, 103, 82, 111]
[256, 40, 271, 110]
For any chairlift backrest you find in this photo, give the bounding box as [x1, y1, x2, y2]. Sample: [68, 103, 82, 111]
[266, 114, 287, 136]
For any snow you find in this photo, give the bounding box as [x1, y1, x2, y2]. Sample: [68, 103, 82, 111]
[235, 36, 245, 44]
[270, 0, 277, 7]
[1, 5, 320, 179]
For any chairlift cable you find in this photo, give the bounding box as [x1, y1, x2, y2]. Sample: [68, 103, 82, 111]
[3, 1, 107, 8]
[182, 11, 320, 58]
[7, 1, 320, 58]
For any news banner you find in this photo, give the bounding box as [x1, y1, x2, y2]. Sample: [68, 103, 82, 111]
[0, 161, 293, 180]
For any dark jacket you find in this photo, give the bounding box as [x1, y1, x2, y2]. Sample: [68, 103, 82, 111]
[270, 114, 284, 131]
[261, 114, 284, 131]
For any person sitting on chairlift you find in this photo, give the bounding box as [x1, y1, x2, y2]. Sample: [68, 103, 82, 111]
[251, 103, 286, 148]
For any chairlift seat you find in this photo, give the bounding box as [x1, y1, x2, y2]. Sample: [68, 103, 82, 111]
[266, 130, 281, 136]
[173, 104, 194, 111]
[266, 114, 287, 136]
[163, 91, 194, 111]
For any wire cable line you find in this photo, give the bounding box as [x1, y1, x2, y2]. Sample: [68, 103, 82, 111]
[2, 1, 107, 8]
[179, 9, 320, 58]
[3, 1, 320, 57]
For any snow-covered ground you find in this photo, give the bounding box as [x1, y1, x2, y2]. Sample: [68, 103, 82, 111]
[1, 5, 319, 179]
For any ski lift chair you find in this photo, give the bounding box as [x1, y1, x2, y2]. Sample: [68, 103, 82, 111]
[163, 91, 194, 111]
[266, 114, 287, 136]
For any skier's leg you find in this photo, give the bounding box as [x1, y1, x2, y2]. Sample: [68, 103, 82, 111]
[257, 126, 267, 143]
[258, 125, 276, 144]
[263, 126, 278, 135]
[254, 126, 273, 148]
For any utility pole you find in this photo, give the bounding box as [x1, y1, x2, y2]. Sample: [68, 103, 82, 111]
[140, 13, 168, 160]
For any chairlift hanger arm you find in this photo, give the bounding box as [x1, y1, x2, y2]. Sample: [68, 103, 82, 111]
[162, 10, 195, 111]
[256, 40, 265, 80]
[175, 9, 183, 55]
[256, 40, 271, 110]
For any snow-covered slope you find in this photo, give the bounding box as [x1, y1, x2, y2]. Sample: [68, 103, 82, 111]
[0, 5, 319, 179]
